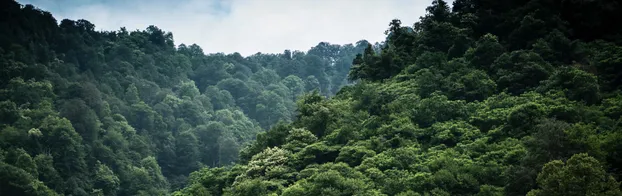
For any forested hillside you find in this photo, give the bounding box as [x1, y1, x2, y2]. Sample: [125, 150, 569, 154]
[0, 0, 369, 195]
[174, 0, 622, 196]
[4, 0, 622, 195]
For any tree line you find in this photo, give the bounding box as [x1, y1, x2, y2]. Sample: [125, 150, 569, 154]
[175, 0, 622, 195]
[0, 0, 368, 194]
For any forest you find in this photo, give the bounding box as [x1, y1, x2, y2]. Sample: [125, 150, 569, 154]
[2, 0, 622, 195]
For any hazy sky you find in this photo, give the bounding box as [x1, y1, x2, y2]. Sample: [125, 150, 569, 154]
[18, 0, 439, 56]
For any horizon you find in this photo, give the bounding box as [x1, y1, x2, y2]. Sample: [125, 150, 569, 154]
[16, 0, 441, 56]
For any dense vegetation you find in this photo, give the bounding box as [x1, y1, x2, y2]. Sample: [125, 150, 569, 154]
[0, 0, 369, 195]
[3, 0, 622, 195]
[173, 0, 622, 195]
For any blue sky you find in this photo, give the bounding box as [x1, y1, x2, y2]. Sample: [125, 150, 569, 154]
[18, 0, 438, 56]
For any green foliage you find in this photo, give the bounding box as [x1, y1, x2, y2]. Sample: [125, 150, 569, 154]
[283, 128, 318, 152]
[179, 0, 622, 195]
[224, 178, 280, 196]
[429, 121, 481, 147]
[454, 69, 497, 101]
[282, 163, 381, 196]
[0, 161, 58, 196]
[94, 162, 120, 196]
[537, 67, 601, 104]
[465, 34, 506, 73]
[527, 153, 621, 196]
[492, 50, 553, 95]
[349, 43, 399, 82]
[0, 0, 368, 194]
[244, 147, 292, 179]
[410, 93, 468, 128]
[5, 0, 622, 195]
[282, 75, 306, 100]
[336, 145, 376, 167]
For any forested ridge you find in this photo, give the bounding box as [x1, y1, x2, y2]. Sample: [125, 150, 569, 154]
[0, 0, 369, 195]
[2, 0, 622, 195]
[175, 0, 622, 195]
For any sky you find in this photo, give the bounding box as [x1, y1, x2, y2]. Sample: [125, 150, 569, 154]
[18, 0, 439, 56]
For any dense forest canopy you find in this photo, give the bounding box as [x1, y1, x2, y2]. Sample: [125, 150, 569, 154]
[2, 0, 622, 195]
[0, 0, 369, 194]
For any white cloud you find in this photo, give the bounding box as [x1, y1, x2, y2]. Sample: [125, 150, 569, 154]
[19, 0, 436, 56]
